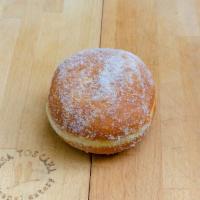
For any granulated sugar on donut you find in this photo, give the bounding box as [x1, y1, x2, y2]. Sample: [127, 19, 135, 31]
[47, 48, 155, 154]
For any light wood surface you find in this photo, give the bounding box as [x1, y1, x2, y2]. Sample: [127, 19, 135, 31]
[0, 0, 200, 199]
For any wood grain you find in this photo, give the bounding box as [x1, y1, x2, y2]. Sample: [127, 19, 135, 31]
[90, 1, 162, 200]
[0, 0, 102, 199]
[90, 0, 200, 200]
[0, 0, 200, 200]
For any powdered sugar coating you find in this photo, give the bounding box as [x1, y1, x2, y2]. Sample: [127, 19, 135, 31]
[48, 48, 155, 140]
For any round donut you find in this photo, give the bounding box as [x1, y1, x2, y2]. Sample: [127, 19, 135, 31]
[46, 48, 156, 154]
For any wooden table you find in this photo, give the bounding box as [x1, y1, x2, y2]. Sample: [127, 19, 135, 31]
[0, 0, 200, 199]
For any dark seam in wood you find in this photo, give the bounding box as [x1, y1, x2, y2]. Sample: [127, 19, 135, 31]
[99, 0, 105, 47]
[88, 1, 104, 199]
[88, 154, 93, 200]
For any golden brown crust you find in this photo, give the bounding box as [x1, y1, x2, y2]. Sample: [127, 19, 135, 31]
[48, 48, 155, 142]
[46, 101, 155, 154]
